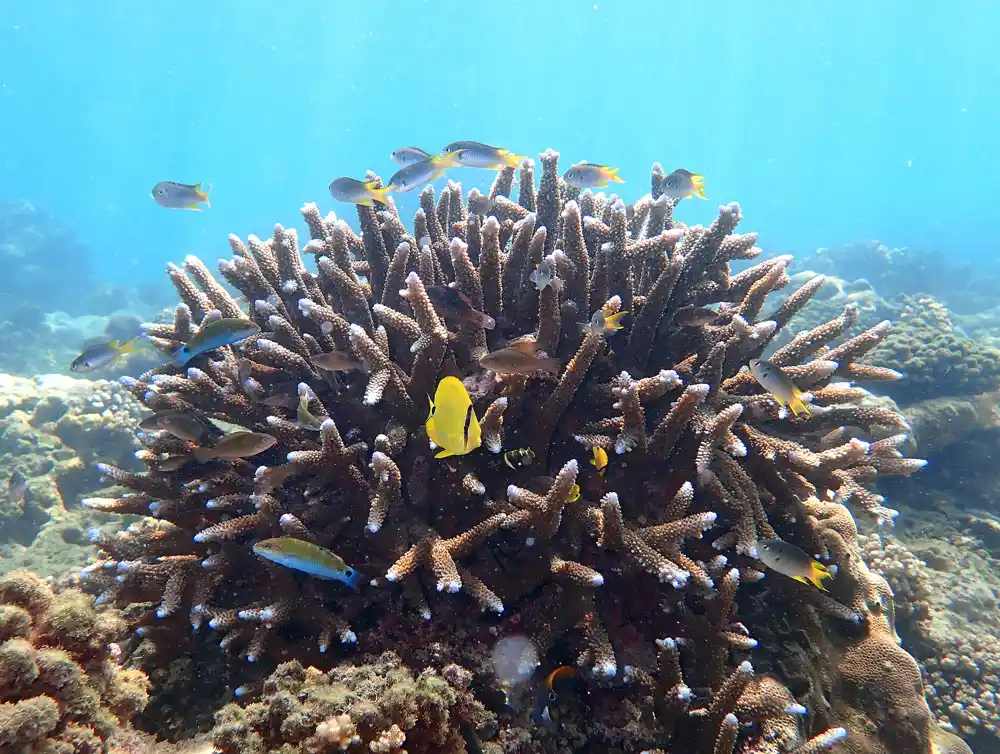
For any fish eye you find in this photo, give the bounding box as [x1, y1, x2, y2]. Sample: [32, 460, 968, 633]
[345, 569, 354, 576]
[548, 692, 557, 701]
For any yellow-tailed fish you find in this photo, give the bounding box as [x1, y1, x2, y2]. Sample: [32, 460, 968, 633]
[673, 305, 719, 327]
[529, 259, 563, 292]
[328, 177, 394, 207]
[152, 181, 211, 210]
[479, 340, 560, 375]
[139, 409, 222, 444]
[193, 431, 277, 462]
[170, 318, 261, 365]
[503, 448, 536, 470]
[662, 169, 707, 200]
[70, 335, 150, 372]
[442, 141, 527, 169]
[749, 358, 810, 417]
[311, 350, 366, 372]
[588, 309, 628, 335]
[252, 537, 362, 590]
[562, 162, 624, 189]
[387, 152, 462, 193]
[757, 538, 835, 591]
[529, 476, 580, 502]
[426, 285, 496, 330]
[390, 146, 433, 166]
[425, 376, 481, 459]
[591, 446, 608, 476]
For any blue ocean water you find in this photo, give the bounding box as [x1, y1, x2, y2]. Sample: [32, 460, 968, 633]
[1, 1, 996, 292]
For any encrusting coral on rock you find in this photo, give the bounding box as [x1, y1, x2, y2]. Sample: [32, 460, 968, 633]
[0, 569, 150, 751]
[81, 152, 936, 752]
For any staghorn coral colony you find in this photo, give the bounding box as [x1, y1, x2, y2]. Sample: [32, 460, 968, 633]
[79, 152, 939, 752]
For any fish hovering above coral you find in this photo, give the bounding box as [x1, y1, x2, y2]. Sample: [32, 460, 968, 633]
[562, 162, 625, 189]
[70, 336, 150, 373]
[529, 259, 562, 292]
[587, 309, 628, 335]
[441, 140, 527, 169]
[749, 358, 810, 417]
[390, 146, 432, 166]
[661, 168, 707, 200]
[479, 340, 560, 376]
[387, 152, 463, 193]
[151, 181, 211, 210]
[328, 177, 394, 207]
[252, 537, 362, 590]
[168, 318, 261, 365]
[192, 431, 277, 462]
[757, 538, 836, 591]
[139, 409, 223, 445]
[310, 350, 367, 373]
[426, 285, 496, 330]
[426, 376, 482, 459]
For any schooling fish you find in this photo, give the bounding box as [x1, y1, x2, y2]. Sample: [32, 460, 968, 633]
[661, 169, 707, 200]
[390, 146, 433, 166]
[426, 285, 496, 330]
[139, 409, 222, 444]
[563, 162, 624, 189]
[387, 152, 462, 193]
[7, 469, 27, 504]
[673, 305, 719, 328]
[503, 448, 536, 470]
[193, 431, 277, 462]
[426, 376, 482, 459]
[528, 259, 563, 292]
[329, 177, 394, 207]
[590, 446, 608, 476]
[757, 538, 836, 591]
[587, 309, 628, 335]
[442, 141, 527, 170]
[152, 181, 212, 210]
[311, 350, 366, 372]
[749, 358, 810, 417]
[252, 537, 362, 590]
[532, 666, 580, 728]
[170, 318, 261, 365]
[479, 341, 560, 375]
[70, 336, 150, 373]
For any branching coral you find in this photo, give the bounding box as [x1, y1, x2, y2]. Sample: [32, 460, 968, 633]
[0, 569, 149, 751]
[83, 154, 932, 752]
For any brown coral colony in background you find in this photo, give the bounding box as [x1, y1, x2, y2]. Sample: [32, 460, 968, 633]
[80, 151, 934, 752]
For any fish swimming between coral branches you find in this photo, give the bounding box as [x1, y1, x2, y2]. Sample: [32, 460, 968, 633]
[749, 358, 811, 417]
[426, 376, 482, 459]
[252, 537, 362, 590]
[426, 285, 496, 330]
[590, 446, 608, 476]
[151, 181, 212, 210]
[168, 318, 261, 365]
[757, 538, 836, 591]
[661, 168, 707, 200]
[192, 431, 277, 462]
[479, 339, 561, 375]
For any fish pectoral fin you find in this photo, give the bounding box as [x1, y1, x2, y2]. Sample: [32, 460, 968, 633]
[184, 204, 203, 211]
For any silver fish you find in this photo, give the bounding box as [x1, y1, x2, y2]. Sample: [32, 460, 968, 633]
[390, 147, 433, 166]
[152, 181, 211, 210]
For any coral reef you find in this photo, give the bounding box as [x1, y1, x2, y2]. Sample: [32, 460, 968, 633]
[0, 569, 149, 751]
[0, 373, 143, 576]
[83, 155, 932, 752]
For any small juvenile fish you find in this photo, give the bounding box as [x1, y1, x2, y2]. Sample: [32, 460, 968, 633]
[8, 469, 27, 504]
[297, 393, 324, 432]
[311, 350, 366, 372]
[193, 431, 277, 462]
[442, 141, 527, 170]
[170, 318, 261, 365]
[532, 666, 580, 728]
[588, 309, 628, 335]
[563, 162, 624, 189]
[328, 177, 394, 207]
[426, 376, 482, 459]
[661, 169, 707, 200]
[426, 285, 496, 330]
[529, 259, 562, 292]
[479, 341, 560, 375]
[252, 537, 362, 590]
[388, 152, 462, 193]
[70, 336, 149, 373]
[390, 146, 433, 166]
[503, 448, 536, 470]
[673, 305, 719, 327]
[590, 446, 608, 476]
[757, 538, 835, 591]
[749, 358, 810, 417]
[530, 476, 581, 503]
[152, 181, 212, 210]
[468, 192, 494, 216]
[139, 410, 221, 444]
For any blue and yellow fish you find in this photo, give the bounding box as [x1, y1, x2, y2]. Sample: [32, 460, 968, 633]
[252, 537, 362, 590]
[170, 318, 261, 365]
[426, 376, 482, 459]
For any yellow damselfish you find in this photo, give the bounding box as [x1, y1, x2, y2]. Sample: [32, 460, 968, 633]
[426, 376, 482, 459]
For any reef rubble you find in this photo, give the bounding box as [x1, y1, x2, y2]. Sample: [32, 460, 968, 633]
[78, 154, 940, 752]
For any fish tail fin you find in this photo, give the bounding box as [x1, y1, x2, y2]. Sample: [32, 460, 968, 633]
[197, 182, 212, 207]
[433, 151, 463, 168]
[807, 562, 835, 591]
[365, 181, 394, 206]
[691, 175, 707, 199]
[500, 150, 527, 168]
[607, 167, 625, 183]
[788, 393, 811, 417]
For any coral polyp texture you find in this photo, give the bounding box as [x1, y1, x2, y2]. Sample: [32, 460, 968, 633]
[0, 570, 149, 751]
[85, 153, 934, 752]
